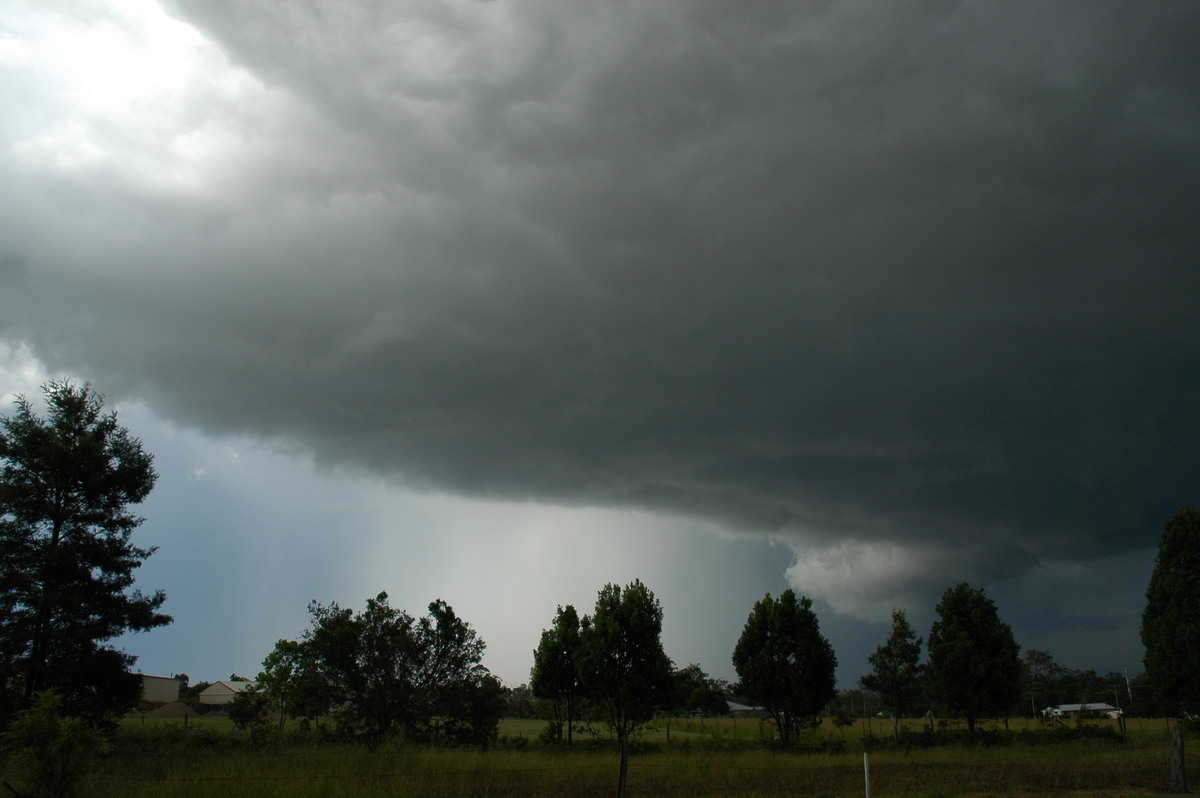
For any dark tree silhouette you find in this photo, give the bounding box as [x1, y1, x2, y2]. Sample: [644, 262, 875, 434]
[860, 608, 923, 740]
[577, 580, 672, 798]
[926, 583, 1020, 735]
[530, 603, 582, 742]
[732, 590, 836, 747]
[0, 381, 169, 726]
[1142, 507, 1200, 717]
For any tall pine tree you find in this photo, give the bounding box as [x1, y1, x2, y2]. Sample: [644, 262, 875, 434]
[0, 381, 170, 725]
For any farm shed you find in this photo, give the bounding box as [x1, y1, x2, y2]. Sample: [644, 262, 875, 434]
[725, 701, 768, 718]
[141, 674, 181, 703]
[1047, 702, 1120, 718]
[198, 680, 257, 704]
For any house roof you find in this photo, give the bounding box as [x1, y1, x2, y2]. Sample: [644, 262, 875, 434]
[201, 680, 256, 693]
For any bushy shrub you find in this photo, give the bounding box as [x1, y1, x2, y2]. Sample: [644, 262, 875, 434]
[3, 691, 108, 798]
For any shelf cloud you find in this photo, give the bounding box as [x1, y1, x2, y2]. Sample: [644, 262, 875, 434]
[2, 0, 1197, 631]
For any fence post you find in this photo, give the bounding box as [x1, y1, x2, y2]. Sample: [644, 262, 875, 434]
[863, 752, 871, 798]
[1171, 720, 1186, 793]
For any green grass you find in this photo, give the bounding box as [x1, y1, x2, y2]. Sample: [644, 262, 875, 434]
[1, 717, 1192, 797]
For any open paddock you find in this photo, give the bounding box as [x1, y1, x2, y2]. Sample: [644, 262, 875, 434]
[1, 715, 1190, 797]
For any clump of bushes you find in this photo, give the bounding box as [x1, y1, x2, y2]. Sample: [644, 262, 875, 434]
[3, 691, 109, 798]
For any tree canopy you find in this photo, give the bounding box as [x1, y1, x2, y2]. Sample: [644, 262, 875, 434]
[926, 583, 1021, 735]
[0, 381, 169, 725]
[1142, 507, 1200, 717]
[732, 589, 837, 747]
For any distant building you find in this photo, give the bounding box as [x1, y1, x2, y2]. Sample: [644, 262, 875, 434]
[1044, 702, 1121, 719]
[198, 680, 256, 704]
[141, 674, 181, 703]
[725, 701, 767, 718]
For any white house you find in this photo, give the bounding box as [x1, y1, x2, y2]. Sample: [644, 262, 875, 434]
[198, 680, 257, 704]
[140, 674, 181, 703]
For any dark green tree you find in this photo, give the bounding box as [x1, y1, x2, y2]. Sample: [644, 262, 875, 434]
[259, 592, 493, 743]
[671, 663, 729, 717]
[530, 604, 583, 743]
[926, 583, 1021, 735]
[1020, 649, 1067, 716]
[256, 638, 329, 728]
[732, 590, 837, 747]
[0, 381, 169, 726]
[228, 685, 272, 742]
[425, 673, 506, 746]
[503, 683, 536, 718]
[1142, 507, 1200, 718]
[860, 608, 924, 740]
[577, 580, 673, 798]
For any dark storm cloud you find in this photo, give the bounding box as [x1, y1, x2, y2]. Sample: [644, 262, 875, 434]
[4, 1, 1198, 599]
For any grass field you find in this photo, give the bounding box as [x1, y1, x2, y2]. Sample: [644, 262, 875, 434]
[2, 715, 1194, 797]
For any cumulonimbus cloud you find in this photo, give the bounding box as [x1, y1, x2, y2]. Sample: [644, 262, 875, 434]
[1, 0, 1197, 620]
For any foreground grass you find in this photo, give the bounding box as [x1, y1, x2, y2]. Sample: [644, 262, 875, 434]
[1, 718, 1192, 797]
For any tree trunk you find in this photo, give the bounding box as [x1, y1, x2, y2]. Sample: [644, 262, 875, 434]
[616, 731, 629, 798]
[25, 519, 64, 701]
[771, 710, 790, 748]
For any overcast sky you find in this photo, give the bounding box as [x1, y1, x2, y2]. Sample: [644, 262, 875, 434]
[1, 0, 1197, 690]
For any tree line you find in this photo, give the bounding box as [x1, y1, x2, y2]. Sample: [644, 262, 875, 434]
[529, 579, 1018, 748]
[1, 381, 1199, 750]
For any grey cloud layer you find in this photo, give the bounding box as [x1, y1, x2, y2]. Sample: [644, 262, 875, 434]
[3, 1, 1198, 588]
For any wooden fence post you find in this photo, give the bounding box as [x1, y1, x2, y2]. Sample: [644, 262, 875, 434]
[1171, 720, 1186, 793]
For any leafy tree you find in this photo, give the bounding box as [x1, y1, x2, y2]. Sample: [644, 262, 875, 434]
[926, 583, 1021, 735]
[259, 592, 494, 743]
[1020, 649, 1067, 715]
[0, 381, 169, 726]
[228, 685, 272, 742]
[732, 590, 837, 747]
[1142, 507, 1200, 718]
[424, 673, 506, 746]
[671, 663, 729, 717]
[503, 683, 536, 718]
[860, 608, 923, 740]
[577, 580, 673, 798]
[530, 604, 583, 742]
[257, 639, 325, 727]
